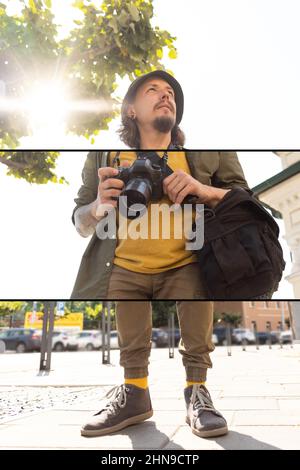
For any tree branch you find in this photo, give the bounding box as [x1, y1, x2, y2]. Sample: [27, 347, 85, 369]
[0, 156, 28, 170]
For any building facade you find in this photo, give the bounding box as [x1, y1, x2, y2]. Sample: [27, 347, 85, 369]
[253, 152, 300, 298]
[214, 301, 290, 332]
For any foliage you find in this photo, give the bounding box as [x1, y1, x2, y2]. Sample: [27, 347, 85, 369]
[0, 0, 177, 152]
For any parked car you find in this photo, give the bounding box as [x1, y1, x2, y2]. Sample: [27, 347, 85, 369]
[69, 330, 102, 351]
[51, 331, 69, 351]
[67, 330, 120, 351]
[256, 331, 278, 345]
[212, 333, 218, 345]
[280, 330, 293, 344]
[152, 328, 169, 348]
[213, 326, 234, 346]
[0, 328, 41, 353]
[232, 328, 256, 345]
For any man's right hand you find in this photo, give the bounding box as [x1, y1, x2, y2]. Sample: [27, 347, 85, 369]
[92, 159, 132, 220]
[91, 167, 125, 220]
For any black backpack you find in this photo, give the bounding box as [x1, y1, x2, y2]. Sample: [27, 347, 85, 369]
[195, 187, 286, 299]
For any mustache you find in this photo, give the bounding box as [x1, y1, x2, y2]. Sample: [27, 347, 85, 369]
[155, 101, 174, 113]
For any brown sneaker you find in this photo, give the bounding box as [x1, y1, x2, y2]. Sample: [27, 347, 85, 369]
[184, 384, 228, 438]
[81, 384, 153, 437]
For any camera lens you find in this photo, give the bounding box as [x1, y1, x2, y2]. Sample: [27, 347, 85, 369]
[123, 178, 152, 206]
[122, 178, 152, 217]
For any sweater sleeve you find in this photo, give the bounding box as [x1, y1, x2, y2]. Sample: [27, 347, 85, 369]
[71, 151, 100, 225]
[212, 152, 249, 190]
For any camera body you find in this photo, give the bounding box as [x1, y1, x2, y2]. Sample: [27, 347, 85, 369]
[111, 153, 171, 209]
[110, 152, 197, 219]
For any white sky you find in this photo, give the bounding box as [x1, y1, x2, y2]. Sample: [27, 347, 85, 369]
[3, 0, 300, 148]
[0, 152, 294, 299]
[0, 0, 297, 298]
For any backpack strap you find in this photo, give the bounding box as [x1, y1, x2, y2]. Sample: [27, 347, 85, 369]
[95, 151, 110, 169]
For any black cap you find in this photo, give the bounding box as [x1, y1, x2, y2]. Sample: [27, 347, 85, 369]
[123, 70, 184, 124]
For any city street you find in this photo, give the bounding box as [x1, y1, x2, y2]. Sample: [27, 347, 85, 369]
[1, 344, 300, 450]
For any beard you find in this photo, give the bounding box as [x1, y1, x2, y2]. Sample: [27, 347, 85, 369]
[152, 115, 175, 133]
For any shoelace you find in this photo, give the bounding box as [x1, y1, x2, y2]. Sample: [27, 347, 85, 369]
[96, 384, 129, 415]
[190, 385, 219, 414]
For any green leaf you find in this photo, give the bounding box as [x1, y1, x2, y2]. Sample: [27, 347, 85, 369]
[168, 48, 177, 59]
[72, 0, 84, 9]
[156, 48, 163, 59]
[29, 0, 37, 14]
[0, 0, 179, 172]
[127, 4, 140, 22]
[44, 0, 52, 8]
[108, 17, 118, 34]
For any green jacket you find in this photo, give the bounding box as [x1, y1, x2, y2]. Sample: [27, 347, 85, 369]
[71, 151, 249, 299]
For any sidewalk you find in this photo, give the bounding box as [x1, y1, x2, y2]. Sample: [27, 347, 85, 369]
[1, 344, 300, 450]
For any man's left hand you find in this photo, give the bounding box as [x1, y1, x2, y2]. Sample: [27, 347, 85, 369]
[163, 169, 230, 207]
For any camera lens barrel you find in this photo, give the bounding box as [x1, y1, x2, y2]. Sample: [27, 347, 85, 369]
[123, 178, 152, 209]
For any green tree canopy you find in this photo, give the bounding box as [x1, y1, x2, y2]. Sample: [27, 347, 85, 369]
[0, 0, 177, 163]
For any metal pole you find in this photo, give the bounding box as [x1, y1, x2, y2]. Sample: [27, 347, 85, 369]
[102, 302, 111, 365]
[39, 301, 55, 372]
[226, 322, 232, 356]
[266, 321, 272, 349]
[252, 321, 259, 350]
[278, 321, 283, 349]
[107, 301, 111, 365]
[168, 312, 175, 359]
[102, 301, 107, 364]
[281, 301, 285, 333]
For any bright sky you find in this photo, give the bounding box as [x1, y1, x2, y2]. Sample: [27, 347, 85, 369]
[0, 152, 294, 299]
[3, 0, 300, 148]
[0, 0, 297, 298]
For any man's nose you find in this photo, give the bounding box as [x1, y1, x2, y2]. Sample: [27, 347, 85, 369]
[159, 90, 170, 101]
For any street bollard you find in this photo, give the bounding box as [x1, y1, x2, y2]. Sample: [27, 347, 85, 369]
[252, 321, 259, 350]
[278, 321, 283, 349]
[101, 301, 111, 365]
[226, 323, 232, 357]
[0, 340, 5, 354]
[39, 301, 55, 373]
[242, 337, 247, 352]
[168, 312, 175, 359]
[266, 321, 272, 349]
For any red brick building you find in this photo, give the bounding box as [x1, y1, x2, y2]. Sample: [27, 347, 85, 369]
[214, 301, 290, 331]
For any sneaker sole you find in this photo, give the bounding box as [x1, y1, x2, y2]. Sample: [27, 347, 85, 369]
[186, 416, 228, 438]
[81, 409, 153, 437]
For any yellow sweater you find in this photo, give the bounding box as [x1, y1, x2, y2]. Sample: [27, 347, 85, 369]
[109, 152, 197, 273]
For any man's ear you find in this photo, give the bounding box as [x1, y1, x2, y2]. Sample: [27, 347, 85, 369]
[127, 104, 136, 120]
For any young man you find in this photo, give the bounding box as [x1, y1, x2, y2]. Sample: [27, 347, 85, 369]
[72, 71, 249, 439]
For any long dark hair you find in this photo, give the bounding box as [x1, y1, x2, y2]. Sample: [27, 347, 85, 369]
[118, 100, 185, 149]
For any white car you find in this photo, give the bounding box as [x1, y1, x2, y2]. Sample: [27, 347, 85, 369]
[67, 330, 119, 351]
[233, 328, 256, 345]
[212, 333, 218, 345]
[51, 331, 69, 351]
[35, 330, 69, 352]
[280, 330, 293, 344]
[71, 331, 102, 351]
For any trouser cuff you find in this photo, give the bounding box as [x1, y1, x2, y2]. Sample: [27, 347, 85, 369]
[124, 367, 149, 379]
[185, 367, 208, 382]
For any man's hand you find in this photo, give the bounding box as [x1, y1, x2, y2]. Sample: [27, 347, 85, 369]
[92, 161, 132, 220]
[163, 169, 230, 207]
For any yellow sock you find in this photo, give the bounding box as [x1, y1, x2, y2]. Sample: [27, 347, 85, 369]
[186, 381, 206, 388]
[125, 377, 148, 389]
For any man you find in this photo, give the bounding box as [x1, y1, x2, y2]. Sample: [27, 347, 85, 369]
[72, 71, 249, 439]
